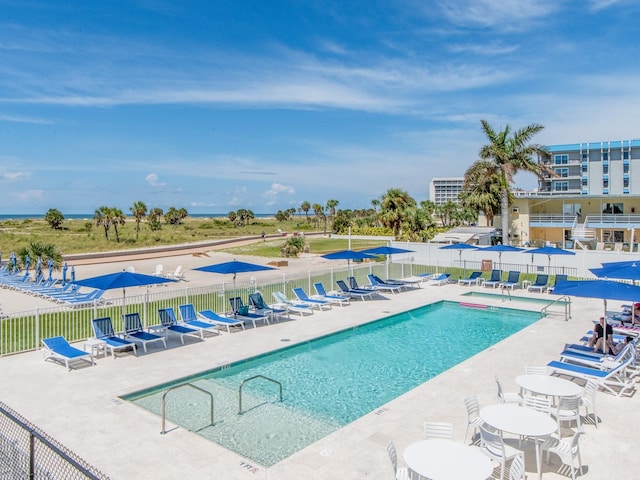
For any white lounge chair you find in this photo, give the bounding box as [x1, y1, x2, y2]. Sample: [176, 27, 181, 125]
[547, 356, 636, 396]
[458, 271, 482, 286]
[91, 317, 137, 358]
[122, 312, 167, 353]
[157, 307, 204, 343]
[292, 287, 332, 310]
[41, 336, 94, 371]
[178, 303, 243, 334]
[313, 282, 350, 307]
[272, 291, 314, 315]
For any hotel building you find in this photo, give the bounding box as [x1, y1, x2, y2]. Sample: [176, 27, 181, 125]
[429, 177, 465, 205]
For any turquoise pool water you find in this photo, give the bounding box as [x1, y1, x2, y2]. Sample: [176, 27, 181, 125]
[123, 301, 540, 466]
[462, 290, 570, 306]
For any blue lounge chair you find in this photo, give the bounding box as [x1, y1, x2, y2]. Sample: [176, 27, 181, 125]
[366, 274, 402, 294]
[248, 291, 289, 320]
[179, 303, 244, 334]
[157, 307, 204, 343]
[546, 274, 567, 293]
[41, 336, 94, 371]
[527, 274, 549, 293]
[122, 312, 167, 353]
[292, 287, 332, 309]
[313, 282, 350, 306]
[458, 271, 482, 286]
[272, 291, 314, 315]
[336, 280, 375, 301]
[547, 356, 636, 396]
[229, 297, 270, 327]
[91, 317, 137, 358]
[374, 274, 421, 289]
[499, 271, 521, 290]
[482, 270, 502, 288]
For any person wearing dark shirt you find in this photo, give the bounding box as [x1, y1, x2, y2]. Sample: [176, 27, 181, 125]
[588, 317, 614, 354]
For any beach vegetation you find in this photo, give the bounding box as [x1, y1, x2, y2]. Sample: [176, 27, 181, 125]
[44, 208, 65, 230]
[130, 200, 147, 240]
[148, 207, 163, 231]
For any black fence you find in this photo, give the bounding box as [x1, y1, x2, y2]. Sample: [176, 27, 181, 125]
[0, 402, 110, 479]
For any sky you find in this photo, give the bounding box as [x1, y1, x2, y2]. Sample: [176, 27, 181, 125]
[1, 0, 639, 215]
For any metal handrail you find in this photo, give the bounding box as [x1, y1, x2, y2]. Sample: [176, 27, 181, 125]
[238, 375, 283, 414]
[161, 384, 214, 434]
[541, 295, 572, 321]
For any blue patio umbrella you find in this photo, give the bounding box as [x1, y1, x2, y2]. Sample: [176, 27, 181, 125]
[24, 254, 30, 274]
[360, 246, 415, 278]
[590, 264, 640, 282]
[72, 271, 178, 315]
[552, 279, 640, 347]
[438, 243, 478, 277]
[62, 262, 68, 285]
[194, 259, 277, 285]
[321, 250, 376, 276]
[525, 246, 575, 274]
[477, 244, 524, 270]
[10, 252, 17, 273]
[47, 258, 54, 281]
[601, 260, 640, 269]
[70, 265, 76, 284]
[35, 257, 42, 279]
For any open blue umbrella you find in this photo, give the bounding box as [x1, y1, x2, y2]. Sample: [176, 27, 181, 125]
[194, 259, 276, 284]
[62, 262, 68, 285]
[526, 246, 575, 274]
[321, 250, 376, 276]
[438, 243, 478, 277]
[601, 260, 640, 269]
[360, 246, 415, 256]
[47, 258, 54, 281]
[590, 264, 640, 282]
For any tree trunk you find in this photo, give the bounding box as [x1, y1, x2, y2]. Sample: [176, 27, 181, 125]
[501, 188, 510, 245]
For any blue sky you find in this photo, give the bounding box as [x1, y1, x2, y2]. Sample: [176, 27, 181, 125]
[1, 0, 639, 215]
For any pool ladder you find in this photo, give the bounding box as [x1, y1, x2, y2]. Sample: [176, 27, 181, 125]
[238, 375, 283, 415]
[541, 295, 572, 321]
[161, 383, 215, 434]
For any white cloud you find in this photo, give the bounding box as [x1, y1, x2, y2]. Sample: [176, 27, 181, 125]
[263, 183, 296, 205]
[0, 171, 28, 180]
[0, 114, 52, 124]
[145, 173, 165, 186]
[438, 0, 557, 28]
[14, 189, 43, 202]
[589, 0, 620, 11]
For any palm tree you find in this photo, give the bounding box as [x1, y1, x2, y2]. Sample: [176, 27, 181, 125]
[460, 162, 504, 226]
[110, 207, 126, 242]
[475, 120, 551, 245]
[371, 198, 380, 227]
[326, 199, 339, 226]
[300, 201, 311, 223]
[130, 201, 147, 240]
[312, 203, 323, 228]
[94, 206, 112, 240]
[44, 208, 65, 230]
[379, 188, 416, 238]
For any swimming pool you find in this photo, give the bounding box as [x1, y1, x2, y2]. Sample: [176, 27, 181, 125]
[123, 301, 540, 466]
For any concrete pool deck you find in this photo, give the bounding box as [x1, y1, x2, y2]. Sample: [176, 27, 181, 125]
[0, 282, 637, 479]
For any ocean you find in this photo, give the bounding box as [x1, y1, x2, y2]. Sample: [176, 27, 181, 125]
[0, 213, 275, 220]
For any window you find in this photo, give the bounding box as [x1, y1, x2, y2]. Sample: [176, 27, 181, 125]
[555, 168, 568, 177]
[624, 163, 630, 173]
[624, 177, 630, 188]
[624, 151, 630, 160]
[603, 164, 609, 174]
[582, 178, 588, 186]
[582, 153, 588, 160]
[603, 178, 609, 188]
[603, 152, 609, 161]
[602, 203, 624, 214]
[554, 181, 568, 191]
[554, 154, 568, 164]
[563, 203, 582, 215]
[581, 163, 588, 173]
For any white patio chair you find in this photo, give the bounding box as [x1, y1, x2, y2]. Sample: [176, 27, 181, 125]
[541, 431, 583, 480]
[463, 395, 483, 444]
[581, 380, 599, 428]
[552, 395, 582, 437]
[423, 421, 453, 440]
[496, 375, 523, 405]
[152, 264, 163, 277]
[522, 395, 551, 415]
[508, 454, 525, 480]
[386, 441, 410, 480]
[479, 424, 523, 480]
[525, 365, 548, 375]
[168, 265, 184, 281]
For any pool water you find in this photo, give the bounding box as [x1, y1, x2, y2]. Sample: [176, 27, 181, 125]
[123, 301, 540, 466]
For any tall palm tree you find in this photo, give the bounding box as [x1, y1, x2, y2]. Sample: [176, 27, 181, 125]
[300, 201, 311, 223]
[371, 198, 380, 227]
[460, 161, 504, 226]
[326, 199, 339, 226]
[94, 206, 112, 240]
[379, 188, 416, 238]
[312, 203, 323, 228]
[476, 120, 551, 245]
[130, 200, 147, 240]
[110, 207, 126, 242]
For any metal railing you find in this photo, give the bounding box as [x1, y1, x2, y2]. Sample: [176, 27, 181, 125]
[541, 295, 572, 321]
[0, 401, 110, 479]
[161, 384, 215, 434]
[238, 375, 283, 414]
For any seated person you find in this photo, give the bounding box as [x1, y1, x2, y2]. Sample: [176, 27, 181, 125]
[588, 317, 614, 354]
[619, 303, 640, 325]
[612, 336, 634, 355]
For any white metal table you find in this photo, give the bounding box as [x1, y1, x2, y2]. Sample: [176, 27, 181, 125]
[516, 374, 583, 399]
[403, 439, 493, 480]
[481, 404, 557, 480]
[83, 337, 106, 358]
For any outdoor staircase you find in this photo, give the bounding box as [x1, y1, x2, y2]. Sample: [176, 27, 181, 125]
[571, 223, 596, 250]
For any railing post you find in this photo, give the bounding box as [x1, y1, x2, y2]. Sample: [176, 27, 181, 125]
[34, 308, 40, 351]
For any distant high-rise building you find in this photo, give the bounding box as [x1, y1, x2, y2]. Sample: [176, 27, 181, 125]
[429, 177, 464, 205]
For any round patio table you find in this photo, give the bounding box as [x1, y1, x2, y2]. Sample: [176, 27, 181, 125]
[516, 374, 583, 398]
[403, 439, 493, 480]
[481, 404, 557, 480]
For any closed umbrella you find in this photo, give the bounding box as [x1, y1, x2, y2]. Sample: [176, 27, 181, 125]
[525, 246, 576, 275]
[62, 262, 68, 285]
[10, 252, 17, 273]
[24, 254, 30, 275]
[35, 257, 42, 280]
[47, 258, 54, 281]
[70, 265, 76, 284]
